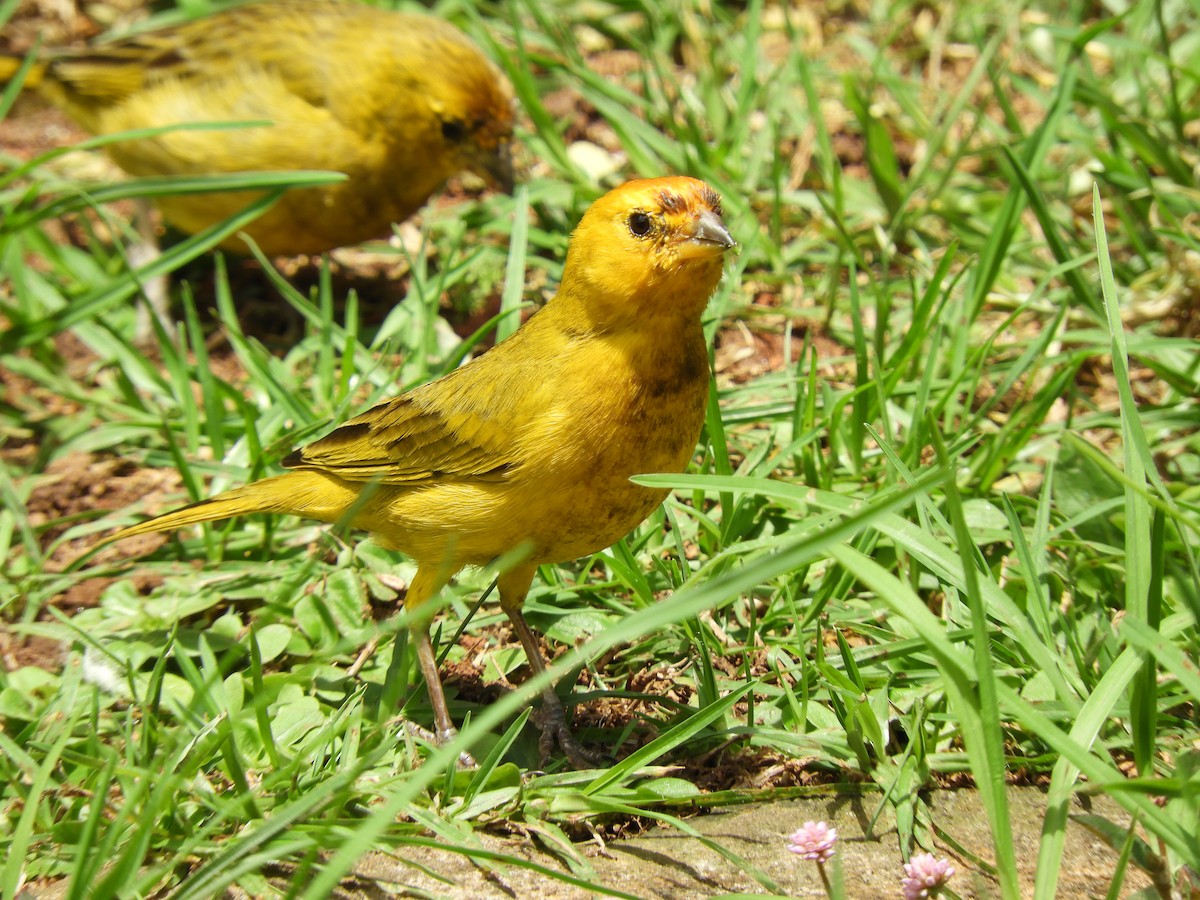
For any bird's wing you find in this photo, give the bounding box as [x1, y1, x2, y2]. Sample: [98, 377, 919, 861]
[46, 3, 350, 102]
[282, 370, 524, 484]
[43, 43, 164, 102]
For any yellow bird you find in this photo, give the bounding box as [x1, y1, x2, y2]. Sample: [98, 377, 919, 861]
[2, 0, 515, 255]
[102, 177, 735, 766]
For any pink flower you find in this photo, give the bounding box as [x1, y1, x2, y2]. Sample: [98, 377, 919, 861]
[901, 852, 956, 899]
[787, 820, 837, 863]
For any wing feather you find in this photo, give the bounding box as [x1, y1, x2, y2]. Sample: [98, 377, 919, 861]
[282, 371, 522, 484]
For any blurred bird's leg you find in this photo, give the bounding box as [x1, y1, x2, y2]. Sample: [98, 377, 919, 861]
[406, 566, 476, 766]
[499, 564, 600, 769]
[129, 198, 175, 344]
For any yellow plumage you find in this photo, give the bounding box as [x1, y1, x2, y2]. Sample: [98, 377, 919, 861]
[2, 0, 514, 254]
[104, 177, 735, 766]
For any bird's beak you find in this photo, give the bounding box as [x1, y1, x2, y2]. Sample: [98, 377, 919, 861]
[476, 141, 515, 194]
[676, 208, 735, 260]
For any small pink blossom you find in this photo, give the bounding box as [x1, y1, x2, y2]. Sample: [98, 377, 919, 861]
[901, 852, 956, 899]
[787, 820, 837, 863]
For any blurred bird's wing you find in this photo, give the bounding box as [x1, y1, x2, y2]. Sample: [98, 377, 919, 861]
[43, 3, 356, 103]
[39, 43, 165, 102]
[282, 383, 521, 485]
[36, 10, 257, 102]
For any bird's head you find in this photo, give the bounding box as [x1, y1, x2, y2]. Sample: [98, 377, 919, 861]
[422, 28, 515, 193]
[558, 176, 735, 329]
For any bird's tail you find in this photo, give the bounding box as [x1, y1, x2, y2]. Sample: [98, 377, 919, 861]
[100, 470, 359, 546]
[0, 54, 46, 89]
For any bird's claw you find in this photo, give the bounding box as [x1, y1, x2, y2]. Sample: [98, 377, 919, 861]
[532, 704, 602, 769]
[401, 720, 477, 768]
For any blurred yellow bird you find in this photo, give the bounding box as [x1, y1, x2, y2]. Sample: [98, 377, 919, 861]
[1, 0, 515, 255]
[102, 176, 735, 766]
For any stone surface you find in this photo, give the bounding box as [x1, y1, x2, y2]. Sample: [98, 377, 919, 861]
[339, 787, 1150, 898]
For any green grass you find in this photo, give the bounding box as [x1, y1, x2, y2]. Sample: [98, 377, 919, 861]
[2, 0, 1199, 897]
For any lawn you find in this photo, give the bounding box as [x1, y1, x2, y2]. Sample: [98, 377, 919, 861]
[1, 0, 1198, 898]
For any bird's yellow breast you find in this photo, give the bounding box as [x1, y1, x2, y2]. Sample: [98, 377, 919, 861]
[346, 321, 709, 568]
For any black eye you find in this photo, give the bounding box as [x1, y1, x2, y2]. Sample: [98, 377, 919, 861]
[441, 119, 467, 142]
[628, 211, 652, 236]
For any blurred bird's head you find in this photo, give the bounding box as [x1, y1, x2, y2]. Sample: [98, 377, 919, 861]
[418, 24, 515, 194]
[559, 176, 735, 327]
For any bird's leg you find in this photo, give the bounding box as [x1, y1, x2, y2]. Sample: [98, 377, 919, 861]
[404, 566, 475, 766]
[411, 623, 457, 743]
[499, 565, 601, 769]
[129, 198, 175, 344]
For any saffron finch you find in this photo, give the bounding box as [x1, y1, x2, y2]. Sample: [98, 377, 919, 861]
[1, 0, 515, 255]
[103, 177, 735, 767]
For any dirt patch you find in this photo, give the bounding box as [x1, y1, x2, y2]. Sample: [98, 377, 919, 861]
[0, 631, 65, 672]
[24, 452, 180, 550]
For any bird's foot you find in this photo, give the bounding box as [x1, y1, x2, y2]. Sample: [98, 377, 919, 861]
[532, 702, 602, 770]
[401, 720, 477, 768]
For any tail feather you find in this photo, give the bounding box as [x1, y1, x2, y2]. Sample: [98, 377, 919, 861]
[100, 470, 356, 546]
[0, 54, 46, 89]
